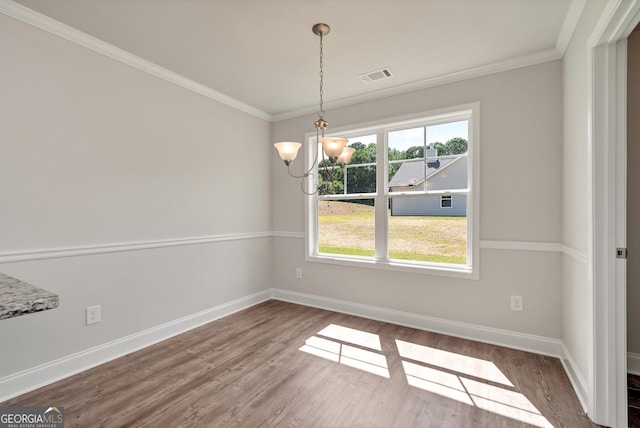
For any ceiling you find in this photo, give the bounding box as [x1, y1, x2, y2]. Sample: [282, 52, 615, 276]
[12, 0, 577, 120]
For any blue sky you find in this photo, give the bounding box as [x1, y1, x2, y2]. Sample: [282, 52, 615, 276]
[346, 120, 468, 152]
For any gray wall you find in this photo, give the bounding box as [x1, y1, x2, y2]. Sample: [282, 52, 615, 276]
[272, 60, 563, 339]
[0, 13, 272, 378]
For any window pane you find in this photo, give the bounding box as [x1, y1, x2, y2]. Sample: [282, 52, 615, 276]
[388, 121, 469, 195]
[388, 195, 467, 265]
[318, 199, 375, 257]
[427, 120, 468, 157]
[318, 135, 376, 195]
[388, 127, 425, 189]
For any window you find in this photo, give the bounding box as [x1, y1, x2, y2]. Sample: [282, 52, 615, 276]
[305, 104, 479, 278]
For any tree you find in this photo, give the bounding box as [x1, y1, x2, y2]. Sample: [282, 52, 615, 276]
[347, 143, 376, 196]
[433, 142, 446, 155]
[405, 146, 424, 159]
[443, 137, 468, 155]
[318, 142, 376, 197]
[318, 137, 466, 197]
[437, 138, 467, 156]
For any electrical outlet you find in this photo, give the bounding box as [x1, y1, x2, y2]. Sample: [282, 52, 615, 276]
[510, 296, 523, 312]
[86, 305, 101, 325]
[295, 268, 303, 279]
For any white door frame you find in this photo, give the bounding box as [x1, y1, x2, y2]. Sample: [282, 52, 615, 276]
[589, 1, 640, 426]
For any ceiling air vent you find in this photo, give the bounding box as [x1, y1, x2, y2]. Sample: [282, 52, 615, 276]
[359, 67, 393, 83]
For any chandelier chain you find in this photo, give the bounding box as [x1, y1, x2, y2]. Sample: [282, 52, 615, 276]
[318, 32, 325, 121]
[274, 23, 353, 196]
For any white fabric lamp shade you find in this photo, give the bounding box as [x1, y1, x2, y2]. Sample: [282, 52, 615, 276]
[321, 137, 348, 160]
[274, 142, 302, 163]
[337, 147, 355, 166]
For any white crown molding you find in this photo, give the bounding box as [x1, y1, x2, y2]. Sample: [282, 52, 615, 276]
[0, 289, 272, 403]
[272, 49, 563, 122]
[0, 232, 272, 264]
[1, 0, 571, 125]
[556, 0, 588, 55]
[0, 0, 272, 122]
[588, 0, 640, 46]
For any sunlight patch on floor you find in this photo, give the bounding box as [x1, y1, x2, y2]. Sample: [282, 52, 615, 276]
[402, 360, 474, 405]
[462, 377, 554, 428]
[396, 339, 553, 428]
[299, 324, 554, 428]
[395, 339, 513, 386]
[316, 324, 382, 351]
[299, 325, 389, 378]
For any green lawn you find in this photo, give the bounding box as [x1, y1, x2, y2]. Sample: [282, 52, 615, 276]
[318, 201, 467, 264]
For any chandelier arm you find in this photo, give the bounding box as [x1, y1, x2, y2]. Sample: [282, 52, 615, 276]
[305, 129, 321, 178]
[286, 163, 311, 180]
[284, 165, 319, 195]
[300, 172, 319, 195]
[320, 148, 339, 184]
[285, 126, 322, 180]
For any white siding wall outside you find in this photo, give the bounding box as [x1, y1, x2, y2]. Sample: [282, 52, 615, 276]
[390, 156, 468, 216]
[427, 157, 468, 191]
[391, 194, 467, 216]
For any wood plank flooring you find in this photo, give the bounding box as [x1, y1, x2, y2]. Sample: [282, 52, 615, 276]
[2, 300, 599, 427]
[630, 373, 640, 427]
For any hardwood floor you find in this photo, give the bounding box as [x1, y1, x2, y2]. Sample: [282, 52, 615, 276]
[630, 373, 640, 427]
[3, 300, 598, 427]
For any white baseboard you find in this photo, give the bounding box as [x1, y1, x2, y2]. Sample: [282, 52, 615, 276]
[560, 342, 589, 413]
[271, 288, 563, 357]
[0, 289, 272, 403]
[1, 287, 590, 411]
[629, 352, 640, 376]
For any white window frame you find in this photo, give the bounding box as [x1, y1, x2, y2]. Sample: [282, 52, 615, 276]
[440, 195, 453, 208]
[304, 103, 480, 279]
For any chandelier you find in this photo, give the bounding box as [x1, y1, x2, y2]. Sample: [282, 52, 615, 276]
[274, 23, 355, 194]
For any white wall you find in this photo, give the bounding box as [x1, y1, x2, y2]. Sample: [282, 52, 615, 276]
[272, 60, 564, 339]
[561, 0, 607, 398]
[0, 13, 272, 380]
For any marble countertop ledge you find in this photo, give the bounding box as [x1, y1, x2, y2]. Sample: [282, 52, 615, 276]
[0, 272, 59, 320]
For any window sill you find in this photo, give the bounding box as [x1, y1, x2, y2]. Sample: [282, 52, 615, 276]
[306, 254, 479, 280]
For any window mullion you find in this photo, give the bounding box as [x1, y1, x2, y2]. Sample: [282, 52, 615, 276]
[375, 129, 388, 261]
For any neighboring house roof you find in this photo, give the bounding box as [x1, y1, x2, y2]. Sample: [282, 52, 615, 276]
[388, 155, 464, 188]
